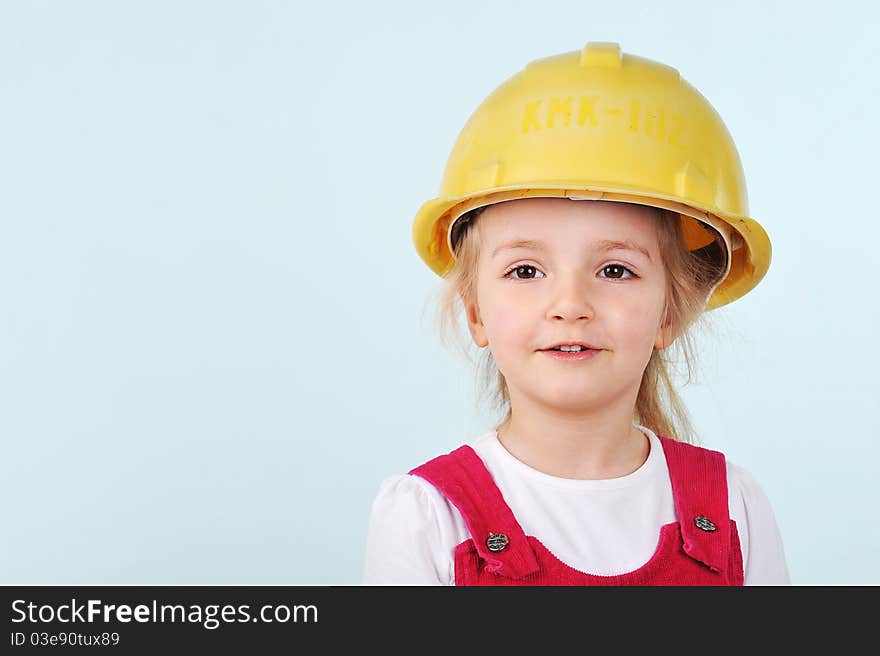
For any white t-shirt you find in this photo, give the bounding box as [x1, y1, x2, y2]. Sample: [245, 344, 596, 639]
[362, 423, 790, 585]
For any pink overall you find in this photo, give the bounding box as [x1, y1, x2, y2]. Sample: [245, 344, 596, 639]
[409, 434, 744, 585]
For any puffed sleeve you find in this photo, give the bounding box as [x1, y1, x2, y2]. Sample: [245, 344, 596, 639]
[361, 474, 459, 585]
[727, 461, 791, 585]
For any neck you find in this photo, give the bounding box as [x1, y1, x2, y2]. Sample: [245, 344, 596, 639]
[496, 388, 649, 480]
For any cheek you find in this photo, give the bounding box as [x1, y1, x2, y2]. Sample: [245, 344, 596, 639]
[610, 294, 665, 346]
[478, 293, 533, 352]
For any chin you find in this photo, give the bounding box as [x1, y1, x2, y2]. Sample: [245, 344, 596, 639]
[538, 389, 607, 411]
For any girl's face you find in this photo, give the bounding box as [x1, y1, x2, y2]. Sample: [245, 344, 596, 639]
[465, 198, 672, 416]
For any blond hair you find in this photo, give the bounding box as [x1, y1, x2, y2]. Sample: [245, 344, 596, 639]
[428, 200, 728, 444]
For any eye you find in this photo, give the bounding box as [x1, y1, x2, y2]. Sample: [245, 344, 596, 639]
[504, 264, 545, 280]
[600, 264, 637, 280]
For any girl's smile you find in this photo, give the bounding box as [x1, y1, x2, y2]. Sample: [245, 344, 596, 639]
[539, 347, 603, 362]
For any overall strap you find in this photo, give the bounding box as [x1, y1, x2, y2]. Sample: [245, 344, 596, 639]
[409, 445, 540, 579]
[658, 435, 732, 574]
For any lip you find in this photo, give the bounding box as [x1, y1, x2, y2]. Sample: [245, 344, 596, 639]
[539, 348, 602, 362]
[543, 342, 598, 350]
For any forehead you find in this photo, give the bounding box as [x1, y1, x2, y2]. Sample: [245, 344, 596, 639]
[478, 198, 661, 246]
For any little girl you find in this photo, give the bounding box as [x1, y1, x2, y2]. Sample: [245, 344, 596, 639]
[363, 42, 789, 585]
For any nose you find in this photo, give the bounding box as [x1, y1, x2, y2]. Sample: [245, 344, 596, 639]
[545, 269, 595, 322]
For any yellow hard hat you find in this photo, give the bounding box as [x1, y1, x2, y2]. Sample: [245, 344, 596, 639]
[411, 42, 771, 310]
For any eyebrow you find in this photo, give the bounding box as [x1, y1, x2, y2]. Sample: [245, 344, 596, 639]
[491, 238, 653, 262]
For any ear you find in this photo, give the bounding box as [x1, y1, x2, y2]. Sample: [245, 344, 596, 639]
[463, 297, 489, 348]
[654, 306, 674, 350]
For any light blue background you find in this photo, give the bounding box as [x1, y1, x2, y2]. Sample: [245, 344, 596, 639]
[1, 0, 877, 585]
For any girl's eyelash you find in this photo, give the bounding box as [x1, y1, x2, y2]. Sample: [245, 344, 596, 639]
[502, 264, 541, 279]
[503, 263, 638, 279]
[599, 264, 638, 279]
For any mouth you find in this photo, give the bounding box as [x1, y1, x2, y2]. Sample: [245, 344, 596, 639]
[539, 343, 599, 352]
[539, 346, 602, 361]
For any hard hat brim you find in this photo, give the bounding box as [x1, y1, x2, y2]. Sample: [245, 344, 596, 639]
[412, 185, 771, 311]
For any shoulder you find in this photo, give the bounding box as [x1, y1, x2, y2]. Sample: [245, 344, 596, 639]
[724, 458, 766, 505]
[723, 458, 781, 535]
[368, 471, 458, 522]
[657, 434, 726, 461]
[654, 434, 791, 584]
[362, 471, 469, 585]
